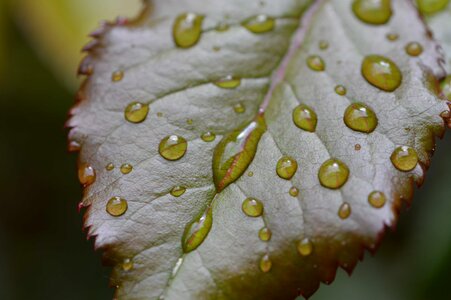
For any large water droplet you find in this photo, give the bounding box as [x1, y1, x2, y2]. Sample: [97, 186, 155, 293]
[260, 254, 272, 273]
[159, 135, 188, 161]
[297, 238, 313, 256]
[201, 132, 216, 142]
[106, 197, 128, 217]
[242, 197, 264, 217]
[361, 55, 402, 92]
[405, 42, 423, 56]
[318, 159, 350, 189]
[344, 103, 378, 133]
[214, 76, 241, 89]
[338, 202, 352, 219]
[173, 13, 204, 48]
[182, 205, 213, 253]
[125, 102, 149, 123]
[170, 186, 186, 197]
[259, 227, 272, 241]
[242, 15, 275, 33]
[306, 55, 325, 71]
[417, 0, 449, 14]
[122, 258, 134, 271]
[276, 156, 298, 180]
[292, 104, 318, 132]
[352, 0, 392, 25]
[440, 75, 451, 100]
[390, 146, 418, 171]
[368, 191, 386, 208]
[120, 164, 133, 174]
[78, 163, 96, 186]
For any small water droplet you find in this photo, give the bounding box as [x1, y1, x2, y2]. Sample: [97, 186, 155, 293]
[306, 55, 325, 71]
[68, 141, 81, 152]
[112, 70, 124, 82]
[173, 13, 204, 48]
[319, 40, 329, 50]
[78, 163, 96, 186]
[259, 227, 272, 241]
[390, 146, 418, 171]
[405, 42, 423, 56]
[276, 156, 298, 180]
[170, 186, 186, 197]
[440, 75, 451, 100]
[122, 258, 133, 271]
[182, 205, 213, 253]
[289, 186, 299, 197]
[335, 85, 347, 96]
[318, 159, 350, 189]
[344, 103, 378, 133]
[106, 197, 128, 217]
[120, 164, 133, 174]
[417, 0, 449, 14]
[338, 202, 352, 219]
[233, 103, 246, 114]
[292, 104, 318, 132]
[106, 163, 115, 171]
[248, 171, 254, 177]
[157, 112, 164, 118]
[201, 132, 216, 142]
[215, 22, 230, 32]
[355, 144, 362, 151]
[386, 32, 399, 41]
[260, 254, 272, 273]
[242, 197, 264, 217]
[214, 76, 241, 89]
[242, 15, 275, 33]
[368, 191, 386, 208]
[297, 238, 313, 256]
[361, 55, 402, 92]
[352, 0, 392, 25]
[212, 46, 221, 52]
[159, 135, 188, 161]
[125, 102, 149, 123]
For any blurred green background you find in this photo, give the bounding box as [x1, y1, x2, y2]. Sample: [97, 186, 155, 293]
[0, 1, 450, 300]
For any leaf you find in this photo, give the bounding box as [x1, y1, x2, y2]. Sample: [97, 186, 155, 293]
[67, 0, 450, 299]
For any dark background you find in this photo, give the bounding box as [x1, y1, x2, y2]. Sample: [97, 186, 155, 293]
[0, 1, 450, 300]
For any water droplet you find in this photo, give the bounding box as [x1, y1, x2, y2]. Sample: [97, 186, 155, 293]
[361, 55, 402, 92]
[182, 205, 213, 253]
[297, 238, 313, 256]
[318, 159, 350, 189]
[214, 76, 241, 89]
[248, 171, 254, 177]
[170, 186, 186, 197]
[335, 85, 347, 96]
[276, 156, 298, 180]
[215, 22, 230, 32]
[212, 46, 221, 52]
[201, 132, 216, 142]
[242, 197, 264, 217]
[106, 197, 128, 217]
[306, 55, 325, 71]
[68, 141, 81, 152]
[106, 163, 115, 171]
[260, 254, 272, 273]
[386, 32, 399, 41]
[289, 187, 299, 197]
[368, 191, 386, 208]
[124, 102, 149, 123]
[122, 258, 133, 271]
[173, 13, 204, 48]
[319, 40, 329, 50]
[344, 103, 378, 133]
[355, 144, 362, 151]
[292, 104, 318, 132]
[441, 75, 451, 100]
[417, 0, 449, 14]
[78, 163, 96, 186]
[186, 119, 193, 125]
[405, 42, 423, 56]
[213, 117, 266, 192]
[159, 135, 188, 161]
[242, 15, 275, 33]
[157, 112, 164, 118]
[338, 202, 352, 219]
[352, 0, 392, 25]
[112, 70, 124, 82]
[259, 227, 272, 241]
[390, 146, 418, 171]
[120, 164, 133, 174]
[233, 103, 246, 114]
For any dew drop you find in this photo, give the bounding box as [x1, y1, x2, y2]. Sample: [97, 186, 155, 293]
[106, 197, 128, 217]
[78, 163, 96, 186]
[214, 76, 241, 89]
[112, 70, 124, 82]
[355, 144, 362, 151]
[319, 40, 329, 50]
[182, 205, 213, 253]
[417, 0, 450, 14]
[405, 42, 423, 56]
[215, 22, 230, 32]
[297, 238, 313, 256]
[242, 15, 275, 33]
[124, 102, 149, 123]
[260, 254, 272, 273]
[233, 103, 246, 114]
[352, 0, 392, 25]
[338, 202, 352, 219]
[390, 146, 418, 171]
[106, 163, 115, 171]
[248, 171, 254, 177]
[386, 32, 399, 41]
[335, 85, 347, 96]
[344, 103, 378, 133]
[259, 227, 272, 241]
[368, 191, 386, 208]
[159, 135, 188, 161]
[170, 186, 186, 197]
[242, 197, 264, 217]
[361, 55, 402, 92]
[289, 186, 299, 197]
[440, 75, 451, 100]
[173, 13, 204, 48]
[292, 104, 318, 132]
[318, 159, 350, 189]
[120, 164, 133, 174]
[306, 55, 325, 71]
[201, 132, 216, 142]
[122, 258, 133, 271]
[276, 156, 298, 180]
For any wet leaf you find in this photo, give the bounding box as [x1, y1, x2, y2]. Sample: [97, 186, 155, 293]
[68, 0, 450, 299]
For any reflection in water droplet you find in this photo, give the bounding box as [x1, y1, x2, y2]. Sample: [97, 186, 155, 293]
[78, 163, 96, 186]
[260, 254, 272, 273]
[259, 227, 272, 241]
[106, 163, 115, 171]
[318, 159, 350, 189]
[242, 15, 275, 33]
[338, 202, 352, 219]
[368, 191, 386, 208]
[159, 135, 188, 161]
[173, 13, 204, 48]
[170, 186, 186, 197]
[122, 258, 133, 271]
[417, 0, 449, 14]
[125, 102, 149, 123]
[289, 187, 299, 197]
[344, 103, 378, 133]
[335, 85, 347, 96]
[306, 55, 325, 71]
[390, 146, 418, 171]
[214, 76, 241, 89]
[182, 205, 213, 253]
[352, 0, 392, 25]
[319, 40, 329, 50]
[297, 238, 313, 256]
[293, 104, 318, 132]
[405, 42, 423, 56]
[233, 103, 246, 114]
[106, 197, 128, 217]
[120, 164, 133, 174]
[112, 70, 124, 82]
[386, 32, 399, 41]
[201, 132, 216, 142]
[242, 198, 264, 217]
[276, 156, 298, 180]
[440, 75, 451, 100]
[361, 55, 402, 91]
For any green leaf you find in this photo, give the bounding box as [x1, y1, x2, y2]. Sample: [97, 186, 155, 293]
[68, 0, 450, 299]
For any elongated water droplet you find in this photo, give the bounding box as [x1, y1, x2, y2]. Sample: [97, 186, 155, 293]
[122, 258, 133, 271]
[78, 163, 96, 186]
[390, 146, 418, 171]
[159, 135, 188, 161]
[242, 198, 264, 217]
[173, 13, 204, 48]
[386, 32, 399, 41]
[125, 102, 149, 123]
[201, 132, 216, 142]
[234, 103, 246, 114]
[405, 42, 423, 56]
[289, 186, 299, 197]
[335, 85, 347, 96]
[106, 163, 115, 171]
[259, 227, 272, 241]
[260, 254, 272, 273]
[417, 0, 449, 14]
[441, 75, 451, 100]
[213, 117, 266, 192]
[276, 156, 298, 180]
[368, 191, 386, 208]
[361, 55, 402, 91]
[112, 70, 124, 82]
[182, 205, 213, 253]
[344, 103, 378, 133]
[214, 76, 241, 89]
[318, 159, 350, 189]
[170, 186, 186, 197]
[307, 55, 325, 71]
[242, 15, 275, 33]
[352, 0, 392, 25]
[338, 202, 352, 219]
[319, 40, 329, 50]
[106, 197, 128, 217]
[293, 104, 318, 132]
[120, 164, 133, 174]
[297, 238, 313, 256]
